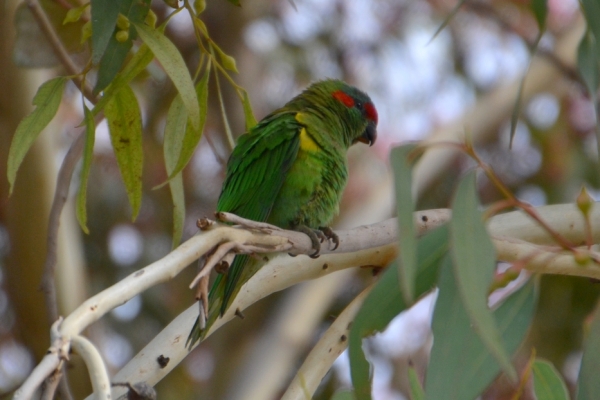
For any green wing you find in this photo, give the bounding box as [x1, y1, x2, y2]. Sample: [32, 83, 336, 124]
[215, 111, 301, 314]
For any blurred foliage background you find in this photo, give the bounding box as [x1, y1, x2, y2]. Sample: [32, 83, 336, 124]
[0, 0, 599, 399]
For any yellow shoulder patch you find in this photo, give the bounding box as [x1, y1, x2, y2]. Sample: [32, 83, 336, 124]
[299, 128, 320, 152]
[296, 112, 320, 152]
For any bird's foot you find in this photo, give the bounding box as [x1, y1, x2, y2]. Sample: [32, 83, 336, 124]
[293, 225, 339, 258]
[318, 226, 339, 250]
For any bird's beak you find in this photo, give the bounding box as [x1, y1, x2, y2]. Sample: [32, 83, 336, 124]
[357, 122, 377, 146]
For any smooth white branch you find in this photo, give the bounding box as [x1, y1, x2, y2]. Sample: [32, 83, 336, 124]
[14, 203, 600, 400]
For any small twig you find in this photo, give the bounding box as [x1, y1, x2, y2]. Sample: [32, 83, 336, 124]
[467, 147, 578, 251]
[195, 275, 210, 328]
[213, 65, 236, 150]
[216, 212, 283, 231]
[25, 0, 96, 103]
[13, 351, 61, 400]
[203, 130, 229, 166]
[26, 2, 100, 398]
[39, 133, 85, 323]
[188, 238, 293, 288]
[40, 367, 62, 400]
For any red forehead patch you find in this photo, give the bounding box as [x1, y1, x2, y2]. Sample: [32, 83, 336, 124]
[332, 90, 355, 108]
[364, 102, 378, 124]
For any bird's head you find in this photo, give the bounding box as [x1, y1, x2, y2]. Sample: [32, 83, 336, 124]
[314, 80, 378, 148]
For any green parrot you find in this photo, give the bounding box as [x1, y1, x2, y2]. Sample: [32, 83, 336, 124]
[187, 79, 378, 348]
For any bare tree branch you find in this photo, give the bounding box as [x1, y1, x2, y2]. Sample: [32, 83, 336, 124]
[282, 284, 373, 400]
[13, 203, 600, 400]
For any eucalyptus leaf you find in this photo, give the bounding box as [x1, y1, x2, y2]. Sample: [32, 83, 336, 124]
[349, 225, 449, 400]
[576, 305, 600, 400]
[532, 359, 570, 400]
[450, 171, 516, 381]
[391, 144, 419, 303]
[76, 106, 96, 234]
[7, 77, 67, 194]
[134, 22, 200, 130]
[105, 85, 144, 220]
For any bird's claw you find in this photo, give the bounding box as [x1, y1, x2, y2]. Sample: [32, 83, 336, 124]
[294, 225, 339, 258]
[318, 226, 339, 250]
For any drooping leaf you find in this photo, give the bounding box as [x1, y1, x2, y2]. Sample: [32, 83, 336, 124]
[241, 90, 258, 131]
[330, 390, 355, 400]
[169, 65, 210, 179]
[90, 0, 122, 64]
[576, 305, 600, 400]
[426, 261, 537, 399]
[94, 33, 133, 94]
[76, 106, 96, 234]
[163, 95, 187, 248]
[531, 0, 548, 31]
[532, 359, 569, 400]
[391, 144, 418, 304]
[581, 0, 600, 56]
[577, 30, 599, 102]
[133, 22, 200, 130]
[349, 225, 449, 400]
[7, 77, 67, 194]
[450, 171, 516, 380]
[93, 43, 154, 115]
[104, 85, 143, 220]
[93, 0, 151, 94]
[509, 32, 542, 149]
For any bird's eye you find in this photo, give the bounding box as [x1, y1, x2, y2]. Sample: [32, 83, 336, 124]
[355, 101, 363, 109]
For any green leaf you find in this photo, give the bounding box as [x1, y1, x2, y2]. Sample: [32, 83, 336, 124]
[76, 106, 96, 234]
[105, 85, 143, 220]
[581, 0, 600, 56]
[90, 0, 122, 64]
[241, 90, 258, 131]
[163, 95, 187, 248]
[330, 390, 355, 400]
[450, 171, 516, 381]
[577, 30, 599, 101]
[93, 43, 154, 115]
[532, 359, 570, 400]
[94, 33, 133, 94]
[349, 225, 449, 400]
[576, 305, 600, 400]
[133, 22, 200, 130]
[391, 144, 418, 304]
[426, 263, 537, 399]
[93, 0, 151, 94]
[509, 29, 544, 148]
[531, 0, 548, 30]
[7, 77, 67, 195]
[170, 65, 210, 179]
[408, 367, 425, 400]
